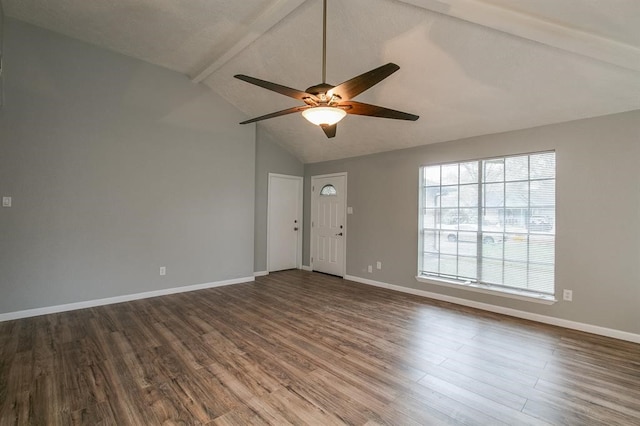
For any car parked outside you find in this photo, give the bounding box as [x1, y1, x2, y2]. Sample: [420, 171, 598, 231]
[529, 215, 553, 232]
[442, 222, 505, 244]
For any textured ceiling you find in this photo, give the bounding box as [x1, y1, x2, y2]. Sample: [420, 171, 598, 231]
[4, 0, 640, 163]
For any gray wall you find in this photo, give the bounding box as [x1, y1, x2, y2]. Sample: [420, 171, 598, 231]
[0, 20, 255, 314]
[254, 129, 304, 272]
[305, 110, 640, 334]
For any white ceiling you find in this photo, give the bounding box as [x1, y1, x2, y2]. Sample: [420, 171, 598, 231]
[4, 0, 640, 163]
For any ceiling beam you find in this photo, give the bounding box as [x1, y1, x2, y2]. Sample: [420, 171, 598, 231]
[397, 0, 640, 73]
[190, 0, 307, 83]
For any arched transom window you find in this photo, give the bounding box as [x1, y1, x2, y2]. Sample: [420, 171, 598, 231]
[320, 184, 337, 196]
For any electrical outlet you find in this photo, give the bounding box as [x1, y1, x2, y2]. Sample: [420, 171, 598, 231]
[563, 289, 573, 301]
[376, 261, 382, 270]
[2, 197, 11, 207]
[160, 266, 166, 276]
[367, 265, 373, 273]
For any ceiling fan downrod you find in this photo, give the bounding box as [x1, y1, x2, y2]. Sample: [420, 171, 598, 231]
[322, 0, 327, 84]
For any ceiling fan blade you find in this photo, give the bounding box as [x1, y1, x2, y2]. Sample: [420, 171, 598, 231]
[234, 74, 317, 101]
[342, 101, 419, 121]
[240, 105, 311, 124]
[329, 63, 400, 100]
[320, 123, 337, 138]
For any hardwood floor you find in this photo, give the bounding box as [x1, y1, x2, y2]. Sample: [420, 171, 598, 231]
[1, 270, 639, 425]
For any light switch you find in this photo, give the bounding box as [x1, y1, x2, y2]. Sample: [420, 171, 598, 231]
[347, 206, 353, 214]
[2, 197, 11, 207]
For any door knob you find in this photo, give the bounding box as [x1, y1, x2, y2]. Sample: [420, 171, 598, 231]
[336, 232, 343, 236]
[294, 227, 299, 231]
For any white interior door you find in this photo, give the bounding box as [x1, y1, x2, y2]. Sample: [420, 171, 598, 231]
[268, 174, 303, 272]
[311, 173, 346, 277]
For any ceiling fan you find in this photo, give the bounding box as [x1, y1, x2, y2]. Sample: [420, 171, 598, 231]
[234, 0, 419, 138]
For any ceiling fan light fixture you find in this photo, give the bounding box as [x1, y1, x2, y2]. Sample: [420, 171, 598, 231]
[302, 106, 347, 126]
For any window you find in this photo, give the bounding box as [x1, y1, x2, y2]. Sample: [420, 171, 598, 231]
[320, 184, 337, 196]
[418, 152, 556, 300]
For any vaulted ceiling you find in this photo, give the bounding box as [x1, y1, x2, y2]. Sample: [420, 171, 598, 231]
[4, 0, 640, 163]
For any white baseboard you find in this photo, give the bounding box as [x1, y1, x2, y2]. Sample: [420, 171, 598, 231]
[345, 274, 640, 344]
[301, 265, 312, 271]
[0, 276, 255, 322]
[254, 271, 269, 277]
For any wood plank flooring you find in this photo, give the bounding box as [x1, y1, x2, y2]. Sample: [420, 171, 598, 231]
[1, 270, 639, 425]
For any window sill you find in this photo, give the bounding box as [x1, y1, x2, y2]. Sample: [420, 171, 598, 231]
[415, 276, 557, 305]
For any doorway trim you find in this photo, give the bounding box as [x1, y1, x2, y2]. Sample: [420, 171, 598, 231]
[310, 172, 348, 277]
[267, 173, 303, 272]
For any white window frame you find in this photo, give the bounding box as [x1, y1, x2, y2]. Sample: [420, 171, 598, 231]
[416, 151, 557, 304]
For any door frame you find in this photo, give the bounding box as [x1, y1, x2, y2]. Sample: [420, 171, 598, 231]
[310, 172, 348, 277]
[267, 173, 303, 272]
